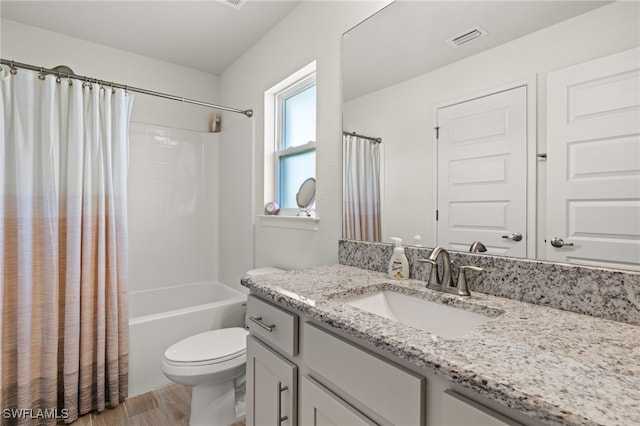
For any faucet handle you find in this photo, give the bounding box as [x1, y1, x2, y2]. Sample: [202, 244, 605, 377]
[456, 266, 484, 296]
[460, 265, 484, 272]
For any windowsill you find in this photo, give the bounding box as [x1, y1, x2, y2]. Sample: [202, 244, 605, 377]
[258, 214, 319, 231]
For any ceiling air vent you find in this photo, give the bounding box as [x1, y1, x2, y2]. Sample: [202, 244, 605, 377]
[447, 26, 488, 48]
[220, 0, 247, 10]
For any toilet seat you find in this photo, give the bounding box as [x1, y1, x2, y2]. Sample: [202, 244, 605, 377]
[164, 327, 248, 367]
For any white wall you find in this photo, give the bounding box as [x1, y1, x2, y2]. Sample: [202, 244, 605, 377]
[343, 1, 640, 255]
[2, 19, 224, 291]
[218, 1, 391, 283]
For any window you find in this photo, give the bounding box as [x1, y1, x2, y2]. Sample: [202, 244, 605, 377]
[263, 62, 317, 224]
[265, 62, 316, 215]
[276, 79, 316, 209]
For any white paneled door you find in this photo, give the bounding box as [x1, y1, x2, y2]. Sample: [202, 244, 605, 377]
[436, 86, 528, 257]
[547, 47, 640, 270]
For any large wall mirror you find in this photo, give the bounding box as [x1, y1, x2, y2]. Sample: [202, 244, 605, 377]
[342, 0, 640, 270]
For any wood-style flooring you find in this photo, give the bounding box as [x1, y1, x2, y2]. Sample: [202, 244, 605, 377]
[65, 384, 245, 426]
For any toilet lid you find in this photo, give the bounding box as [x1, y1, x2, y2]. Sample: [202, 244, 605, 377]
[164, 327, 248, 364]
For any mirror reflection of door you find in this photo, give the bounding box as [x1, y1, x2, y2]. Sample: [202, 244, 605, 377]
[547, 47, 640, 270]
[436, 86, 528, 257]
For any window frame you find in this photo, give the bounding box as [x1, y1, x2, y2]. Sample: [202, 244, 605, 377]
[273, 72, 317, 214]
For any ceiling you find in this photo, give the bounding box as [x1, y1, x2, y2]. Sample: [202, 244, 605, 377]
[1, 0, 301, 75]
[343, 0, 612, 101]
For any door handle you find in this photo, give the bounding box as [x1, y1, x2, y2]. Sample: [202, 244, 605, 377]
[550, 237, 574, 248]
[501, 232, 523, 242]
[276, 381, 288, 424]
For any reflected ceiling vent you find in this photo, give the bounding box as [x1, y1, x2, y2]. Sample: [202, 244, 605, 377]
[447, 26, 488, 48]
[220, 0, 247, 10]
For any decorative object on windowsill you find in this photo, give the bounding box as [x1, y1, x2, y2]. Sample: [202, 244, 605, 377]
[296, 177, 316, 217]
[264, 201, 280, 215]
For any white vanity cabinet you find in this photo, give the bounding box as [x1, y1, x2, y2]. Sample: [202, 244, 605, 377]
[245, 295, 299, 426]
[246, 294, 541, 426]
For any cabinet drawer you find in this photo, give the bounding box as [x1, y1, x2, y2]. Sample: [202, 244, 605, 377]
[247, 295, 298, 356]
[303, 322, 424, 425]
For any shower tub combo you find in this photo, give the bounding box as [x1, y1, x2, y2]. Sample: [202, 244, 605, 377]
[128, 281, 247, 396]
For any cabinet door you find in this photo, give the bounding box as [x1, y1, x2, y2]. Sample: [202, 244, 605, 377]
[300, 376, 377, 426]
[303, 323, 424, 425]
[443, 390, 522, 426]
[246, 336, 297, 426]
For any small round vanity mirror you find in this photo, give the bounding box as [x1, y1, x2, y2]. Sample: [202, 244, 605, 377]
[296, 177, 316, 217]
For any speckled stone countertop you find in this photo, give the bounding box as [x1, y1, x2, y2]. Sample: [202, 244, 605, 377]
[241, 264, 640, 426]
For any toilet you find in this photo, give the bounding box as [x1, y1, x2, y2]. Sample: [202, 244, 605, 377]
[161, 267, 284, 426]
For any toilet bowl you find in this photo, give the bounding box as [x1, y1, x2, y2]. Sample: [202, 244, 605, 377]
[161, 267, 284, 426]
[162, 327, 248, 426]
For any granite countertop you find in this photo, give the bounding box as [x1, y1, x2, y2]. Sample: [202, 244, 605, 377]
[241, 264, 640, 426]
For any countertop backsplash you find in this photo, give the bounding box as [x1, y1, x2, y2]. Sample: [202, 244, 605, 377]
[338, 239, 640, 325]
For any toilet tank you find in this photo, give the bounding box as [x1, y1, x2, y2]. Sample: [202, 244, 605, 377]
[246, 267, 285, 276]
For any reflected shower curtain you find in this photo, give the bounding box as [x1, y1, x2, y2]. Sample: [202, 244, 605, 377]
[0, 67, 133, 424]
[343, 134, 381, 241]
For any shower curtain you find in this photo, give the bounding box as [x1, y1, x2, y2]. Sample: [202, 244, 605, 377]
[0, 67, 133, 424]
[343, 134, 381, 242]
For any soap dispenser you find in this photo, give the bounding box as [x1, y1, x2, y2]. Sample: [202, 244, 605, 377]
[388, 237, 410, 280]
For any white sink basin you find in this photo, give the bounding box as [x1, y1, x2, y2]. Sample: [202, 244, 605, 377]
[340, 291, 492, 339]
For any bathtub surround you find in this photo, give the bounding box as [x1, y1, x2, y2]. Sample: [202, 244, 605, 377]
[127, 120, 251, 398]
[338, 240, 640, 326]
[128, 123, 221, 293]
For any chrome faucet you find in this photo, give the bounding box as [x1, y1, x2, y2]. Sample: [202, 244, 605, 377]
[469, 241, 487, 253]
[418, 246, 484, 296]
[418, 246, 454, 290]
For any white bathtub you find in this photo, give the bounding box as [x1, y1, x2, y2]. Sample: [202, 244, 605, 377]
[128, 281, 247, 397]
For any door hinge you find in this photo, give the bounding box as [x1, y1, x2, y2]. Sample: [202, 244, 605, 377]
[436, 209, 439, 221]
[434, 126, 440, 139]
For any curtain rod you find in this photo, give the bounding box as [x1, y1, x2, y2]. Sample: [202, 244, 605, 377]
[0, 59, 254, 118]
[343, 131, 382, 144]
